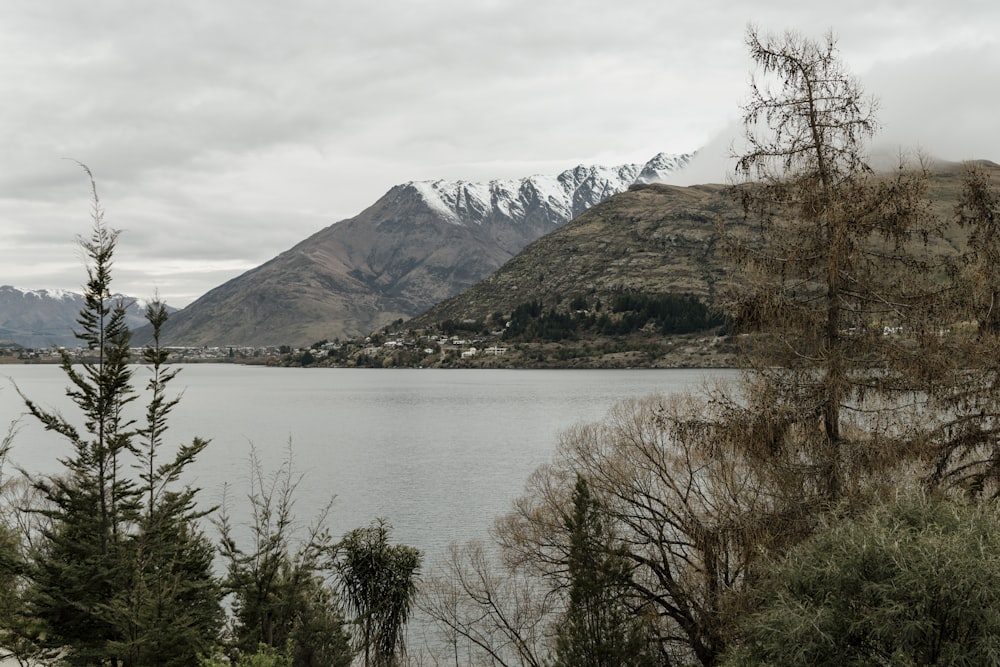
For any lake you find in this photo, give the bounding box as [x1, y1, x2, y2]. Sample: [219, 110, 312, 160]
[0, 364, 727, 558]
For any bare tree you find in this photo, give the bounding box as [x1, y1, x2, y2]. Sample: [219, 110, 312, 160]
[722, 26, 952, 502]
[419, 540, 556, 667]
[493, 392, 809, 666]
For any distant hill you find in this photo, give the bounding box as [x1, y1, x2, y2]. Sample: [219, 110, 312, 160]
[0, 286, 167, 349]
[144, 153, 692, 348]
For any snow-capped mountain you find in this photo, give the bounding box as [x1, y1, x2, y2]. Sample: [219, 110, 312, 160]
[409, 152, 691, 226]
[144, 153, 693, 347]
[0, 286, 169, 349]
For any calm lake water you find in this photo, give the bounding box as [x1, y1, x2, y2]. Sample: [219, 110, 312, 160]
[0, 365, 727, 558]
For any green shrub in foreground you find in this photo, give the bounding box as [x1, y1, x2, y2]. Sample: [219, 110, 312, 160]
[724, 496, 1000, 666]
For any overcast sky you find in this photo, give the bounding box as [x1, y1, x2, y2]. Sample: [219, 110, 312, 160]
[2, 1, 998, 307]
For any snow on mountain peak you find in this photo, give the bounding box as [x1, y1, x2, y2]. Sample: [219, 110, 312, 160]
[407, 153, 692, 227]
[636, 152, 695, 183]
[2, 285, 80, 301]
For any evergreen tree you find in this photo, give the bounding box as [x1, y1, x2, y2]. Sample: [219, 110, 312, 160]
[0, 425, 50, 665]
[17, 166, 221, 665]
[288, 577, 353, 667]
[723, 497, 1000, 666]
[21, 166, 139, 665]
[554, 476, 654, 667]
[0, 448, 33, 663]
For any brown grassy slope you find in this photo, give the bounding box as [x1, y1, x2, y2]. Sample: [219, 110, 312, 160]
[150, 184, 548, 347]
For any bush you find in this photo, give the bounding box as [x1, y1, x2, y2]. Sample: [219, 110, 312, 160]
[724, 496, 1000, 666]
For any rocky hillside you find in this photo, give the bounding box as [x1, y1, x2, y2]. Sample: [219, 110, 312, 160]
[147, 153, 691, 347]
[409, 181, 735, 328]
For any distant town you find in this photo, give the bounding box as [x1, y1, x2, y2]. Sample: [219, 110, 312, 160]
[1, 321, 733, 369]
[0, 329, 509, 366]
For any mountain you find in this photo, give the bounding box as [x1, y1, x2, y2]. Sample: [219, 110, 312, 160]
[409, 181, 734, 328]
[150, 153, 692, 347]
[410, 161, 990, 332]
[0, 286, 165, 349]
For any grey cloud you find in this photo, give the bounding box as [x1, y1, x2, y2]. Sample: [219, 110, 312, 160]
[867, 45, 1000, 162]
[1, 0, 998, 306]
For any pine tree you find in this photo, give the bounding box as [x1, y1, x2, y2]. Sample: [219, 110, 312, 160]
[18, 165, 222, 665]
[553, 476, 654, 667]
[21, 165, 139, 665]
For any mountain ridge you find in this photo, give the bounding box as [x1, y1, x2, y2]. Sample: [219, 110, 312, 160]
[145, 152, 693, 347]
